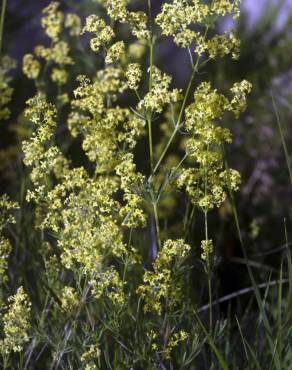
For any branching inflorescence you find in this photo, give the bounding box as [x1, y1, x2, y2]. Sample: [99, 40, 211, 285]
[0, 0, 254, 368]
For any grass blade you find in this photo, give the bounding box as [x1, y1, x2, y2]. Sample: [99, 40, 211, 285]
[194, 310, 229, 370]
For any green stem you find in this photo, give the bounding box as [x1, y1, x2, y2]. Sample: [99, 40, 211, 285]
[156, 152, 188, 204]
[150, 26, 210, 178]
[122, 228, 133, 282]
[0, 0, 8, 55]
[203, 145, 212, 332]
[151, 126, 179, 178]
[122, 260, 129, 283]
[150, 60, 198, 179]
[204, 208, 212, 333]
[147, 0, 160, 249]
[148, 116, 154, 172]
[153, 201, 161, 249]
[149, 41, 154, 90]
[271, 91, 292, 184]
[148, 26, 210, 180]
[147, 0, 154, 172]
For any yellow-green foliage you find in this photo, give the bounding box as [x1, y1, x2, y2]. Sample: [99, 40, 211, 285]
[0, 287, 31, 355]
[137, 239, 191, 314]
[0, 1, 263, 368]
[0, 56, 16, 120]
[0, 195, 18, 283]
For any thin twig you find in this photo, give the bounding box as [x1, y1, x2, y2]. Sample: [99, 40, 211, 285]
[197, 279, 289, 313]
[0, 0, 8, 55]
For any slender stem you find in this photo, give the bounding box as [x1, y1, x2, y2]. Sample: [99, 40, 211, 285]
[149, 42, 154, 90]
[122, 260, 129, 283]
[198, 279, 289, 313]
[148, 116, 154, 172]
[150, 57, 199, 179]
[184, 205, 195, 241]
[123, 228, 133, 282]
[271, 91, 292, 184]
[147, 0, 160, 251]
[52, 281, 92, 369]
[149, 25, 210, 178]
[205, 208, 212, 332]
[203, 146, 212, 332]
[147, 0, 154, 172]
[0, 0, 8, 55]
[153, 201, 161, 249]
[204, 210, 208, 241]
[151, 126, 179, 177]
[176, 45, 203, 126]
[156, 152, 188, 204]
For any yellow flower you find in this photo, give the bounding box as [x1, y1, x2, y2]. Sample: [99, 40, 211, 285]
[201, 239, 214, 261]
[0, 55, 16, 120]
[137, 239, 190, 314]
[105, 41, 125, 64]
[22, 54, 40, 80]
[0, 287, 31, 354]
[0, 238, 12, 283]
[41, 1, 64, 40]
[125, 63, 142, 90]
[65, 13, 81, 36]
[51, 68, 68, 85]
[163, 330, 189, 359]
[60, 286, 79, 311]
[83, 15, 115, 53]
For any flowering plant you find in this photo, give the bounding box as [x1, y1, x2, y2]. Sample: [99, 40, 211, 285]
[0, 1, 290, 369]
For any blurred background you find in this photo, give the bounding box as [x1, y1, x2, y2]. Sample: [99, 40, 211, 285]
[1, 0, 292, 303]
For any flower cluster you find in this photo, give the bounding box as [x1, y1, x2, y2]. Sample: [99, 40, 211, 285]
[116, 154, 147, 228]
[105, 41, 125, 64]
[177, 81, 251, 211]
[0, 195, 18, 231]
[156, 0, 209, 37]
[201, 239, 214, 261]
[22, 94, 61, 189]
[69, 72, 145, 169]
[0, 239, 11, 284]
[22, 96, 138, 272]
[22, 54, 40, 80]
[177, 79, 251, 260]
[230, 80, 253, 118]
[23, 2, 78, 89]
[0, 195, 18, 283]
[23, 89, 143, 277]
[205, 32, 241, 60]
[125, 63, 142, 90]
[0, 287, 31, 354]
[64, 13, 81, 36]
[138, 67, 180, 114]
[137, 239, 190, 314]
[156, 0, 241, 60]
[56, 175, 125, 271]
[60, 286, 79, 311]
[163, 330, 189, 359]
[34, 41, 73, 67]
[100, 0, 149, 40]
[41, 1, 63, 40]
[212, 0, 241, 18]
[81, 344, 101, 370]
[0, 56, 16, 120]
[82, 15, 115, 53]
[91, 267, 125, 306]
